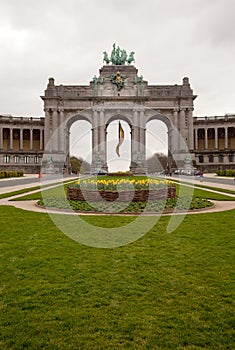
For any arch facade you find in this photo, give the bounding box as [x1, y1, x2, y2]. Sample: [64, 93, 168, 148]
[41, 64, 196, 173]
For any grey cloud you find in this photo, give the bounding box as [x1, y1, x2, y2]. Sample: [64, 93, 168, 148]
[0, 0, 234, 117]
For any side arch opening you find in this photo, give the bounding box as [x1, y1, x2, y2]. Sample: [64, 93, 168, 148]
[146, 119, 168, 174]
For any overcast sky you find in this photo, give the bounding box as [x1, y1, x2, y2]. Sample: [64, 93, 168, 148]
[1, 0, 235, 117]
[1, 0, 235, 169]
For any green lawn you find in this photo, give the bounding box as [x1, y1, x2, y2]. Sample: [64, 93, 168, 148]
[0, 205, 234, 349]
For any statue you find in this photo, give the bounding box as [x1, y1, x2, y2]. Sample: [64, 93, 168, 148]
[109, 71, 126, 91]
[127, 51, 135, 64]
[105, 44, 136, 65]
[45, 156, 54, 173]
[103, 51, 110, 64]
[116, 46, 121, 64]
[99, 76, 104, 85]
[47, 156, 53, 164]
[184, 154, 192, 163]
[111, 43, 116, 64]
[92, 75, 98, 96]
[93, 75, 98, 86]
[121, 49, 127, 65]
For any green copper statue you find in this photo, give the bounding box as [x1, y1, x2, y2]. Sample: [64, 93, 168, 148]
[109, 71, 126, 90]
[127, 51, 135, 64]
[103, 51, 110, 64]
[103, 44, 135, 65]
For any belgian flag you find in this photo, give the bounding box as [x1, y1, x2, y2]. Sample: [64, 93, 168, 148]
[115, 121, 124, 157]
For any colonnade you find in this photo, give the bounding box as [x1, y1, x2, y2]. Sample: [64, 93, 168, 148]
[194, 126, 235, 150]
[0, 126, 44, 151]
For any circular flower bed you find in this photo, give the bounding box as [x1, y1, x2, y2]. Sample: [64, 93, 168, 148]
[67, 177, 176, 202]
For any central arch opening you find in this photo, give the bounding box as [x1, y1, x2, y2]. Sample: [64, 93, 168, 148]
[106, 119, 131, 173]
[146, 119, 168, 173]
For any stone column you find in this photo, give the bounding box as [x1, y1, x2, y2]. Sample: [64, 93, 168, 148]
[172, 109, 179, 151]
[99, 109, 106, 167]
[52, 109, 58, 151]
[205, 128, 208, 150]
[194, 128, 198, 150]
[10, 128, 13, 150]
[225, 127, 228, 149]
[40, 128, 43, 151]
[44, 109, 52, 152]
[131, 109, 139, 166]
[215, 128, 218, 149]
[179, 109, 186, 150]
[139, 109, 146, 168]
[20, 128, 23, 150]
[167, 127, 172, 170]
[188, 108, 194, 150]
[58, 109, 65, 152]
[30, 128, 33, 151]
[0, 127, 3, 149]
[66, 127, 70, 171]
[91, 109, 99, 170]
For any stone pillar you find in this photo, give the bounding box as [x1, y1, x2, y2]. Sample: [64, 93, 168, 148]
[215, 128, 218, 149]
[52, 109, 58, 151]
[93, 110, 98, 148]
[205, 128, 208, 150]
[30, 128, 33, 151]
[44, 109, 52, 152]
[139, 109, 146, 168]
[99, 109, 106, 167]
[172, 109, 179, 151]
[66, 127, 70, 171]
[167, 124, 174, 169]
[194, 128, 198, 150]
[0, 127, 3, 149]
[40, 128, 43, 151]
[20, 128, 23, 150]
[91, 109, 99, 170]
[58, 109, 65, 152]
[179, 109, 186, 150]
[225, 127, 228, 149]
[10, 128, 13, 150]
[188, 109, 194, 150]
[131, 109, 139, 166]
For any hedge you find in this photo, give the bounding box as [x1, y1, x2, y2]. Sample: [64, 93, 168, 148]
[216, 169, 235, 177]
[0, 170, 24, 179]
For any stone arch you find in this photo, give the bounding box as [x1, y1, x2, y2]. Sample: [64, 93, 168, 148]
[146, 112, 172, 129]
[41, 65, 196, 174]
[146, 112, 175, 172]
[66, 113, 93, 130]
[106, 115, 132, 172]
[105, 113, 133, 129]
[66, 114, 93, 170]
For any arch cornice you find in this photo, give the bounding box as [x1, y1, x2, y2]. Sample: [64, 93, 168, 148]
[66, 111, 93, 129]
[145, 110, 172, 129]
[105, 110, 134, 127]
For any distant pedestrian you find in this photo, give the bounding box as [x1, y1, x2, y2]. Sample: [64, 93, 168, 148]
[199, 171, 204, 182]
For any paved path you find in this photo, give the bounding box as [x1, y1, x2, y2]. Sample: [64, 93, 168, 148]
[0, 173, 235, 216]
[0, 174, 77, 194]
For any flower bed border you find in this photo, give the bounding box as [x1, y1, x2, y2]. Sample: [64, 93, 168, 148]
[67, 186, 176, 202]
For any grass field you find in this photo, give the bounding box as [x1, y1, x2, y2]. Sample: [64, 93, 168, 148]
[0, 200, 234, 349]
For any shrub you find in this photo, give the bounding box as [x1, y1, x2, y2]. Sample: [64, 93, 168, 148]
[0, 170, 24, 179]
[108, 171, 134, 176]
[216, 169, 235, 177]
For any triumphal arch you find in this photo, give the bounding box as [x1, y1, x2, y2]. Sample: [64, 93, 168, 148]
[41, 44, 196, 173]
